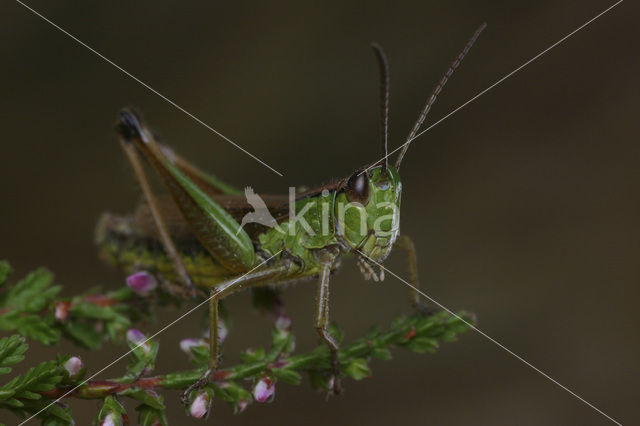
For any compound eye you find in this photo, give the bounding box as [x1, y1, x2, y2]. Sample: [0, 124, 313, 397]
[345, 172, 370, 205]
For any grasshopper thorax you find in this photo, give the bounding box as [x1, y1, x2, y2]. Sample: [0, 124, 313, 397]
[334, 165, 401, 273]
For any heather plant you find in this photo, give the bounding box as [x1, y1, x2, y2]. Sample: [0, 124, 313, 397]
[0, 260, 473, 424]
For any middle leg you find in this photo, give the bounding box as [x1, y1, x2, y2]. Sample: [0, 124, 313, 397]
[394, 234, 434, 315]
[313, 247, 341, 394]
[181, 262, 293, 402]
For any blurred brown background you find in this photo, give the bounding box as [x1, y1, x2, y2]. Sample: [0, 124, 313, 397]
[1, 1, 638, 425]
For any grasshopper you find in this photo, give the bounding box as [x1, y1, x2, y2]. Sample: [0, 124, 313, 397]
[96, 24, 485, 397]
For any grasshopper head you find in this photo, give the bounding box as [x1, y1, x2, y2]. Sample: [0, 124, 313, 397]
[333, 31, 484, 279]
[334, 165, 401, 278]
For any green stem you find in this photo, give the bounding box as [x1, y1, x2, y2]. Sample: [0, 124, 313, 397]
[37, 311, 473, 402]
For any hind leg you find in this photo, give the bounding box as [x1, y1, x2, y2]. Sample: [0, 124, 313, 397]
[118, 136, 197, 297]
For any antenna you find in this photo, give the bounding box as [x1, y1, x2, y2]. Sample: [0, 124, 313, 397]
[395, 22, 487, 169]
[371, 42, 390, 172]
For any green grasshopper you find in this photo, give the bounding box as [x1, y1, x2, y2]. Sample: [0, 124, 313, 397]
[96, 24, 485, 397]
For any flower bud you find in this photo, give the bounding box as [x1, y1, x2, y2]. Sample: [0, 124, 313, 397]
[217, 319, 229, 343]
[100, 412, 122, 426]
[252, 377, 275, 402]
[126, 271, 157, 296]
[236, 399, 249, 413]
[180, 338, 207, 357]
[273, 315, 295, 352]
[145, 389, 160, 399]
[189, 390, 211, 418]
[275, 315, 291, 332]
[327, 375, 335, 391]
[54, 301, 70, 321]
[126, 328, 150, 353]
[63, 356, 84, 380]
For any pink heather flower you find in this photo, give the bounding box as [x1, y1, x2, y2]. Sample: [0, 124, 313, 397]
[189, 391, 211, 418]
[126, 271, 157, 295]
[63, 356, 83, 379]
[180, 338, 207, 356]
[54, 301, 70, 321]
[126, 328, 150, 353]
[275, 315, 291, 332]
[100, 413, 122, 426]
[253, 377, 275, 402]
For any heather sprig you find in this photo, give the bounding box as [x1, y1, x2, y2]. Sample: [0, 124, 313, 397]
[0, 261, 474, 424]
[0, 260, 149, 350]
